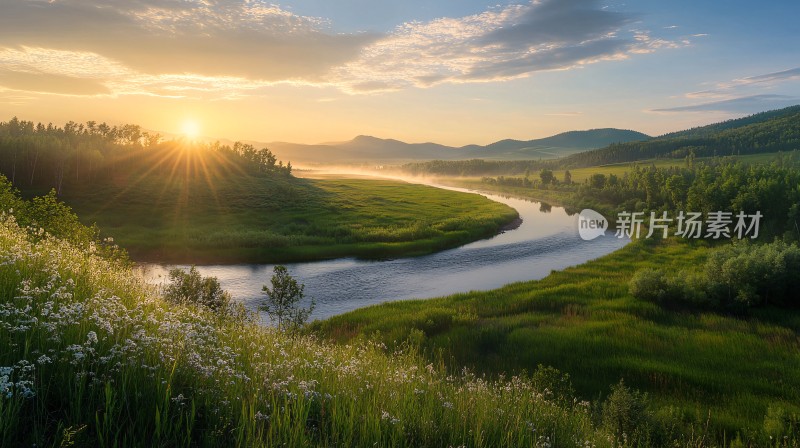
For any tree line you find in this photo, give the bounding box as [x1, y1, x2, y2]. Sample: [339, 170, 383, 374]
[399, 159, 546, 177]
[0, 117, 292, 195]
[484, 156, 800, 241]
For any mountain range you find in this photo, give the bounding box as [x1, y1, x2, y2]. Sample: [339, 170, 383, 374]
[260, 128, 650, 165]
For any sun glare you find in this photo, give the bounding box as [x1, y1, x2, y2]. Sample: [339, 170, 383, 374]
[181, 120, 201, 139]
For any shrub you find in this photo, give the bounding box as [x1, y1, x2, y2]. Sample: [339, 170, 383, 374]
[589, 173, 607, 189]
[670, 270, 714, 308]
[630, 241, 800, 311]
[628, 268, 671, 303]
[163, 266, 231, 313]
[530, 365, 575, 406]
[601, 379, 652, 445]
[763, 405, 791, 439]
[704, 241, 800, 309]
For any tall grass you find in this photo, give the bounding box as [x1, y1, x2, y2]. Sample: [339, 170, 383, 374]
[0, 211, 604, 447]
[313, 238, 800, 445]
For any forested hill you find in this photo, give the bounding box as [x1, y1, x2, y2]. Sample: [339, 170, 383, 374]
[660, 105, 800, 139]
[0, 117, 293, 196]
[482, 128, 649, 151]
[557, 105, 800, 168]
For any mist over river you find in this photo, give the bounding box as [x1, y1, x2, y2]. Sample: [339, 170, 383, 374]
[140, 180, 628, 322]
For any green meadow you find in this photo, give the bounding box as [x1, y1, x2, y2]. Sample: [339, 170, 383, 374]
[0, 191, 603, 447]
[313, 237, 800, 441]
[57, 176, 517, 263]
[312, 149, 800, 444]
[3, 111, 800, 446]
[0, 123, 517, 264]
[550, 152, 791, 184]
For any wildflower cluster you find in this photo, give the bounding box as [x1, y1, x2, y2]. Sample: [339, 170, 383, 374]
[0, 211, 602, 447]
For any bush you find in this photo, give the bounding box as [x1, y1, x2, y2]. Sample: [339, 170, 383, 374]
[601, 379, 652, 445]
[704, 241, 800, 309]
[530, 365, 575, 406]
[671, 270, 714, 308]
[763, 405, 791, 439]
[630, 241, 800, 311]
[163, 266, 231, 313]
[629, 268, 671, 303]
[589, 173, 607, 189]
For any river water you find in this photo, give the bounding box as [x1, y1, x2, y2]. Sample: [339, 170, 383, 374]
[140, 181, 628, 321]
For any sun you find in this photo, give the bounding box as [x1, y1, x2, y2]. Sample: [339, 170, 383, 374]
[181, 120, 201, 139]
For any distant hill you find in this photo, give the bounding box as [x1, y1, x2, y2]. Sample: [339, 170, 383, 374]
[659, 106, 800, 140]
[558, 105, 800, 168]
[462, 129, 650, 159]
[265, 128, 650, 165]
[267, 137, 456, 164]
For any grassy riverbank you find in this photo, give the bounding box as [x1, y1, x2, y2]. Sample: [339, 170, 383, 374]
[313, 155, 800, 444]
[57, 176, 517, 263]
[0, 180, 613, 447]
[312, 237, 800, 441]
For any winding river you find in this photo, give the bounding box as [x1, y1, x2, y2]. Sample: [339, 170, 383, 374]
[140, 180, 628, 322]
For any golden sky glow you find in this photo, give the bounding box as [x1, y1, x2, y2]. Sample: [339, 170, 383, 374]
[0, 1, 798, 146]
[181, 120, 201, 140]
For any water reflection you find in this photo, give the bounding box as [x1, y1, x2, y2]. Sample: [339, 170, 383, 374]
[140, 184, 628, 321]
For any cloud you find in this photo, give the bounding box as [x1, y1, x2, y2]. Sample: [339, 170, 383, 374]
[0, 91, 38, 106]
[0, 0, 683, 97]
[655, 66, 800, 115]
[0, 69, 110, 96]
[479, 0, 634, 49]
[651, 94, 800, 113]
[0, 47, 129, 96]
[687, 67, 800, 99]
[0, 0, 375, 81]
[544, 111, 584, 117]
[331, 0, 684, 92]
[734, 67, 800, 87]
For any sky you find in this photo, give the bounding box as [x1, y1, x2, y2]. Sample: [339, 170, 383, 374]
[0, 0, 799, 146]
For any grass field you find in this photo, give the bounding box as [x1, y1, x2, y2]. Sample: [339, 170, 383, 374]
[312, 237, 800, 440]
[55, 175, 517, 263]
[550, 152, 790, 183]
[0, 199, 614, 448]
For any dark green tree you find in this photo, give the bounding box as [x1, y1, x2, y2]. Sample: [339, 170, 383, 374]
[589, 173, 606, 189]
[539, 168, 554, 185]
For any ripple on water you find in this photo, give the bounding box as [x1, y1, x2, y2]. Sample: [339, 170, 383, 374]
[140, 185, 628, 321]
